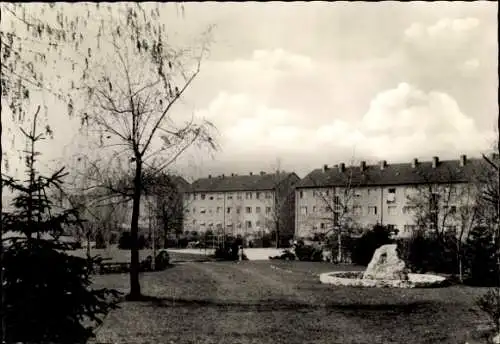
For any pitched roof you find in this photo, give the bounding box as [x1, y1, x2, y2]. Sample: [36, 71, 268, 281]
[190, 172, 299, 193]
[297, 157, 487, 189]
[169, 175, 191, 193]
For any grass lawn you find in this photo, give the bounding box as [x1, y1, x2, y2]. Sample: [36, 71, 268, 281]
[89, 260, 494, 344]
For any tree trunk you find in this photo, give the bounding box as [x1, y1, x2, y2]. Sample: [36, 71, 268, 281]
[337, 231, 342, 263]
[275, 222, 280, 249]
[127, 157, 142, 300]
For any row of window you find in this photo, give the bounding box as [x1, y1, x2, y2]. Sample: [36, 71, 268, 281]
[298, 188, 399, 199]
[402, 224, 457, 234]
[299, 204, 458, 216]
[187, 191, 273, 201]
[191, 220, 263, 229]
[187, 206, 273, 215]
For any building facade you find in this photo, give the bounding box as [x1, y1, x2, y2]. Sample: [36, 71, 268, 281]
[184, 171, 300, 241]
[295, 155, 483, 239]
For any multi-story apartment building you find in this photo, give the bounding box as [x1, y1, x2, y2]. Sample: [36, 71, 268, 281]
[295, 155, 485, 239]
[184, 171, 300, 241]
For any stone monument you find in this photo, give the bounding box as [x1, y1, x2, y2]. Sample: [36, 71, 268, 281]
[362, 244, 409, 281]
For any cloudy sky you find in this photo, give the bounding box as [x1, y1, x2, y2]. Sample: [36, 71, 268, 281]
[2, 1, 498, 180]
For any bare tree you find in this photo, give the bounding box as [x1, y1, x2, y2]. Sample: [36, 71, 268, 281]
[405, 165, 480, 281]
[75, 8, 217, 299]
[307, 157, 362, 262]
[145, 170, 191, 248]
[260, 163, 299, 248]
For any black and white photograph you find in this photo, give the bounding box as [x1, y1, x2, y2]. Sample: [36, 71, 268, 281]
[0, 1, 498, 343]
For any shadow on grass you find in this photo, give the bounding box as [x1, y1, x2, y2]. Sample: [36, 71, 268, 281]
[124, 294, 438, 315]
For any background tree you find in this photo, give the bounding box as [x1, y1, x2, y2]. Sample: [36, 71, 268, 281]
[1, 107, 120, 343]
[405, 166, 480, 281]
[308, 157, 363, 262]
[261, 164, 299, 248]
[146, 170, 191, 248]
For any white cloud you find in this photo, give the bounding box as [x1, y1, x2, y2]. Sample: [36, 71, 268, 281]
[357, 83, 493, 159]
[196, 82, 494, 171]
[459, 59, 480, 74]
[404, 17, 480, 40]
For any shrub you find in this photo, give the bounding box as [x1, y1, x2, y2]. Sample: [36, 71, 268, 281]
[397, 231, 457, 274]
[269, 249, 296, 260]
[95, 230, 107, 249]
[464, 226, 499, 286]
[476, 288, 500, 333]
[294, 242, 323, 262]
[214, 238, 247, 261]
[351, 225, 395, 266]
[118, 231, 147, 250]
[155, 250, 170, 270]
[118, 231, 131, 249]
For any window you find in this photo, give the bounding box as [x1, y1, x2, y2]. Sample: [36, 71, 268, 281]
[216, 223, 222, 230]
[402, 206, 413, 214]
[325, 190, 329, 196]
[334, 196, 342, 212]
[201, 194, 206, 200]
[265, 192, 272, 199]
[299, 191, 304, 199]
[246, 221, 252, 228]
[192, 207, 196, 213]
[266, 207, 271, 214]
[200, 222, 205, 227]
[245, 207, 252, 214]
[368, 206, 377, 215]
[312, 206, 317, 213]
[387, 188, 396, 203]
[256, 206, 261, 214]
[236, 207, 241, 214]
[216, 207, 222, 214]
[300, 206, 308, 215]
[352, 205, 362, 216]
[227, 207, 232, 214]
[237, 193, 243, 200]
[237, 222, 242, 229]
[245, 192, 252, 200]
[387, 224, 396, 231]
[200, 207, 206, 214]
[227, 193, 233, 200]
[256, 220, 261, 228]
[320, 223, 325, 229]
[192, 220, 196, 225]
[256, 192, 261, 199]
[209, 208, 213, 214]
[388, 206, 397, 215]
[209, 195, 214, 200]
[354, 190, 361, 198]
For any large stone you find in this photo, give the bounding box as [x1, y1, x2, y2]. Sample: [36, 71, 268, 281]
[492, 331, 500, 344]
[362, 244, 409, 281]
